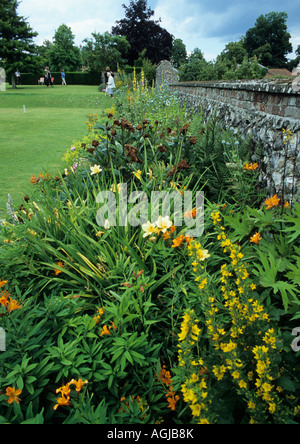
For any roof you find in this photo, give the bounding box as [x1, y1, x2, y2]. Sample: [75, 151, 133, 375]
[265, 68, 293, 78]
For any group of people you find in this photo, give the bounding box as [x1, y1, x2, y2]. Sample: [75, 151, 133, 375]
[15, 67, 116, 95]
[44, 67, 67, 87]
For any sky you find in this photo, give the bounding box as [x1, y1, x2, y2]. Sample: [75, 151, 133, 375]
[18, 0, 300, 61]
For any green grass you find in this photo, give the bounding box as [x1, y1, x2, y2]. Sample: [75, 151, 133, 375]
[0, 85, 113, 215]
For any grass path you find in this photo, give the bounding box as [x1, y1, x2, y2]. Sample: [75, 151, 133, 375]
[0, 85, 112, 215]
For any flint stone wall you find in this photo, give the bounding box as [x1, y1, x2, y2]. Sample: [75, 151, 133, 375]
[169, 79, 300, 198]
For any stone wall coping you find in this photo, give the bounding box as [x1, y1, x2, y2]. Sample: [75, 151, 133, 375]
[170, 79, 300, 95]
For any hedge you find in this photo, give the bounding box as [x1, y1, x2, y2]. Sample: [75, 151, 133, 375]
[11, 71, 101, 86]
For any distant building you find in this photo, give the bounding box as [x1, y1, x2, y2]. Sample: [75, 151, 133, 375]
[264, 68, 294, 78]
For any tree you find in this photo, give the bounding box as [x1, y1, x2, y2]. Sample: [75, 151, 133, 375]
[112, 0, 173, 65]
[0, 0, 38, 88]
[82, 32, 130, 72]
[244, 12, 292, 68]
[49, 24, 82, 71]
[171, 39, 187, 68]
[218, 41, 248, 65]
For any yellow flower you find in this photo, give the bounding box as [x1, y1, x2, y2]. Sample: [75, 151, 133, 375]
[199, 419, 209, 424]
[221, 341, 237, 353]
[6, 387, 22, 404]
[191, 404, 201, 417]
[133, 170, 142, 181]
[90, 165, 102, 175]
[196, 249, 211, 261]
[269, 403, 276, 414]
[248, 401, 256, 410]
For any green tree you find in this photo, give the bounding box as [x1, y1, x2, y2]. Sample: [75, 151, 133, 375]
[0, 0, 38, 88]
[171, 39, 187, 68]
[112, 0, 173, 65]
[179, 49, 215, 81]
[82, 32, 130, 72]
[49, 24, 82, 71]
[218, 41, 248, 65]
[244, 12, 292, 68]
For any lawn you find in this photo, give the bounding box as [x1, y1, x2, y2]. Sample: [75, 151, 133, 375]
[0, 85, 112, 215]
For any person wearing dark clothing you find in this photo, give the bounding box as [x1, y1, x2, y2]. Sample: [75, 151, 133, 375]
[45, 67, 53, 87]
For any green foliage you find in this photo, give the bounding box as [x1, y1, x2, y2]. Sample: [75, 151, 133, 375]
[82, 32, 130, 72]
[0, 84, 299, 424]
[49, 24, 82, 72]
[0, 0, 38, 87]
[244, 12, 293, 68]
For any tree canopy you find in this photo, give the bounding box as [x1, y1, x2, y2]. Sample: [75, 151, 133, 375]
[82, 32, 130, 72]
[49, 24, 82, 71]
[111, 0, 173, 65]
[244, 12, 293, 68]
[0, 0, 38, 87]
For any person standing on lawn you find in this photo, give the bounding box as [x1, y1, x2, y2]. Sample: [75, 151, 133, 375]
[61, 69, 67, 86]
[15, 70, 21, 86]
[45, 67, 53, 87]
[106, 72, 115, 98]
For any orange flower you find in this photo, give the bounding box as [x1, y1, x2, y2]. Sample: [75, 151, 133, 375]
[0, 280, 8, 289]
[184, 208, 197, 219]
[6, 387, 22, 404]
[265, 195, 280, 210]
[0, 291, 9, 308]
[244, 163, 259, 171]
[284, 201, 290, 209]
[250, 232, 262, 244]
[54, 261, 64, 276]
[172, 235, 184, 248]
[54, 393, 71, 410]
[185, 236, 194, 246]
[167, 392, 180, 411]
[30, 175, 38, 184]
[7, 297, 22, 312]
[69, 379, 88, 394]
[160, 366, 173, 386]
[163, 231, 171, 241]
[100, 322, 117, 336]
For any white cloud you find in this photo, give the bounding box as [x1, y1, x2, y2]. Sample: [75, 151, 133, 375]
[17, 0, 300, 61]
[18, 0, 124, 45]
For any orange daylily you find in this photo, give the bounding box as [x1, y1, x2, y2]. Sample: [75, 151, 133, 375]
[172, 235, 184, 248]
[69, 379, 88, 394]
[0, 280, 8, 289]
[265, 195, 280, 210]
[6, 387, 22, 404]
[250, 232, 262, 245]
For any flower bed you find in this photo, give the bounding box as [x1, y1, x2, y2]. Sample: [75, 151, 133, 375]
[0, 83, 299, 424]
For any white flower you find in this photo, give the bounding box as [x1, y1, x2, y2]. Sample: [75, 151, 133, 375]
[156, 216, 172, 233]
[142, 221, 158, 238]
[104, 219, 110, 230]
[90, 165, 102, 175]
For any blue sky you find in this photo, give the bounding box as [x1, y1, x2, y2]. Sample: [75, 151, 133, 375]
[18, 0, 300, 61]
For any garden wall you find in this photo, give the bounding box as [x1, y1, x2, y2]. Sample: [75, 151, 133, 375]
[169, 79, 300, 199]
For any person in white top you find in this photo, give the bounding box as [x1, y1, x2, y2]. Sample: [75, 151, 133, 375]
[106, 72, 115, 98]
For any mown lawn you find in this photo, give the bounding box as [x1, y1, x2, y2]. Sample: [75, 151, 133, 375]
[0, 85, 112, 215]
